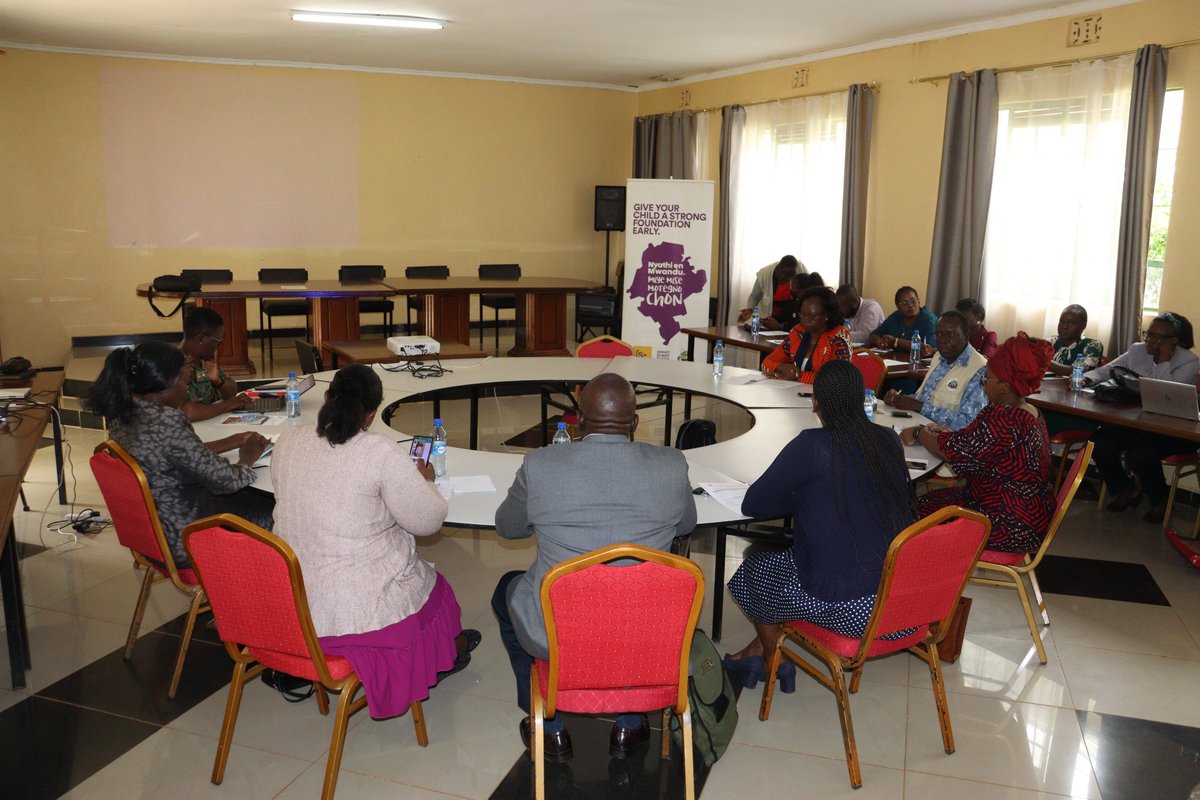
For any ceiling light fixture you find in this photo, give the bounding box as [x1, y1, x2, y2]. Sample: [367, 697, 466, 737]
[290, 11, 444, 30]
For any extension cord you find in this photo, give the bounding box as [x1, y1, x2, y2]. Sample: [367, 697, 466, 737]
[64, 511, 109, 524]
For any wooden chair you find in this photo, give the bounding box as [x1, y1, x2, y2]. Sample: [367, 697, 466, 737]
[258, 268, 311, 363]
[968, 441, 1093, 664]
[1049, 428, 1093, 494]
[850, 348, 887, 393]
[759, 506, 991, 789]
[89, 441, 208, 699]
[183, 514, 428, 800]
[532, 544, 704, 800]
[1162, 451, 1200, 537]
[477, 263, 521, 350]
[403, 265, 450, 334]
[338, 265, 393, 337]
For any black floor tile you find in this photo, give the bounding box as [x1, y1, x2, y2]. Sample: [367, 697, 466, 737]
[0, 696, 159, 799]
[503, 415, 566, 449]
[15, 541, 50, 560]
[36, 630, 232, 726]
[154, 609, 224, 645]
[489, 713, 712, 799]
[1078, 709, 1200, 800]
[1036, 555, 1170, 605]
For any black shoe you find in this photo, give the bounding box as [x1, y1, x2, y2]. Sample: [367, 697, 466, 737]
[1143, 504, 1167, 524]
[1105, 489, 1143, 513]
[520, 716, 574, 763]
[609, 714, 650, 758]
[436, 629, 483, 684]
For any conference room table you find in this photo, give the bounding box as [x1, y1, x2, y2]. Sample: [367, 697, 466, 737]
[1029, 376, 1200, 442]
[323, 339, 487, 368]
[0, 371, 66, 688]
[682, 325, 930, 378]
[195, 356, 936, 639]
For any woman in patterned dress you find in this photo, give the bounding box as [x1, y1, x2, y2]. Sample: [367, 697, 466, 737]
[87, 341, 274, 565]
[904, 332, 1055, 553]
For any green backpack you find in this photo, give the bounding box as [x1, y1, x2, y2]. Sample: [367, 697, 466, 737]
[669, 629, 739, 767]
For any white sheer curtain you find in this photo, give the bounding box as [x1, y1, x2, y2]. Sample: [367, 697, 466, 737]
[693, 110, 711, 179]
[728, 92, 847, 323]
[983, 56, 1134, 348]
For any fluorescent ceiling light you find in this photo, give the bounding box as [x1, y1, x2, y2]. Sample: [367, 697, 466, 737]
[290, 11, 444, 29]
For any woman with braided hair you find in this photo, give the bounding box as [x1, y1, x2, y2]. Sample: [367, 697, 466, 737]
[270, 364, 480, 719]
[86, 340, 273, 565]
[723, 359, 916, 691]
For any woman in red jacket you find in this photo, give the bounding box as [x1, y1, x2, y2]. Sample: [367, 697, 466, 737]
[761, 286, 851, 383]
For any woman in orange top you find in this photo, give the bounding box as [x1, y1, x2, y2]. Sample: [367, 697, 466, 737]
[761, 287, 851, 383]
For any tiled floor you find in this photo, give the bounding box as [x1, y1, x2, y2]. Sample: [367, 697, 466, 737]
[6, 338, 1200, 799]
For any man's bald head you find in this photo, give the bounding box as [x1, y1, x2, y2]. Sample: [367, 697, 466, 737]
[578, 373, 639, 439]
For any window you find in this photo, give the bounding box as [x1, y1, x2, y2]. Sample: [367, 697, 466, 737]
[982, 56, 1135, 348]
[1142, 89, 1183, 313]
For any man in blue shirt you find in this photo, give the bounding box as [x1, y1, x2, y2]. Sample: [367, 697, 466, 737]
[882, 310, 987, 430]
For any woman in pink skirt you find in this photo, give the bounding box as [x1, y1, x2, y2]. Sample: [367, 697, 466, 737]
[271, 364, 479, 719]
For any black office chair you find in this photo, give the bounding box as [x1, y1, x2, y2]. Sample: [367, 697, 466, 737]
[404, 265, 450, 334]
[258, 268, 311, 363]
[178, 269, 235, 331]
[294, 339, 324, 375]
[575, 288, 620, 342]
[478, 263, 521, 351]
[339, 265, 393, 337]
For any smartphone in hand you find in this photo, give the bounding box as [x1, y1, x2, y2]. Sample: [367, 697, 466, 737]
[409, 435, 433, 465]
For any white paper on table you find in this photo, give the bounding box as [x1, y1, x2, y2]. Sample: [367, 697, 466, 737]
[698, 482, 749, 514]
[279, 284, 308, 290]
[442, 475, 496, 494]
[883, 359, 907, 367]
[725, 374, 770, 385]
[756, 330, 788, 339]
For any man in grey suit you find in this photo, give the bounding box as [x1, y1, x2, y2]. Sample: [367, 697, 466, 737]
[491, 372, 697, 762]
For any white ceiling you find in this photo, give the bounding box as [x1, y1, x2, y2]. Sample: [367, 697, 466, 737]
[0, 0, 1134, 88]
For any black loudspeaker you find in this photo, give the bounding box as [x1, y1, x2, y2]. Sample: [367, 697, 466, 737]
[594, 185, 626, 232]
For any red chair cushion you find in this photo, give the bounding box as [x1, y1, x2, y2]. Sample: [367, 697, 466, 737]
[978, 549, 1028, 566]
[533, 659, 677, 713]
[1163, 451, 1200, 466]
[1050, 430, 1092, 444]
[786, 619, 928, 659]
[249, 648, 355, 682]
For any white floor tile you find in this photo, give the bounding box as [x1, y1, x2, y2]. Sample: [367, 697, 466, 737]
[1057, 641, 1200, 728]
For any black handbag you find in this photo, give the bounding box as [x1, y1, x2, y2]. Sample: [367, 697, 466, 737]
[1092, 365, 1141, 404]
[146, 274, 202, 318]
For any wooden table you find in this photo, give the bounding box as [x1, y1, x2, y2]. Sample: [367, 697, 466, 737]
[138, 280, 396, 376]
[324, 339, 487, 368]
[0, 371, 66, 688]
[1029, 377, 1200, 442]
[382, 276, 600, 357]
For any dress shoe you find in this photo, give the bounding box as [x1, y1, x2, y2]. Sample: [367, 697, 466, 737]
[609, 714, 650, 758]
[1142, 504, 1167, 524]
[722, 653, 767, 689]
[436, 629, 483, 683]
[520, 716, 574, 763]
[775, 659, 797, 694]
[1105, 488, 1142, 512]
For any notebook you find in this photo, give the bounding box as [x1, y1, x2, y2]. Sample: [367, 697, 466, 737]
[243, 373, 316, 412]
[1139, 377, 1200, 421]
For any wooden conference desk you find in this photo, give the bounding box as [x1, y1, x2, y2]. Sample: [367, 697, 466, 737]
[1029, 377, 1200, 442]
[324, 339, 487, 368]
[0, 371, 66, 688]
[380, 276, 601, 358]
[137, 280, 395, 376]
[682, 325, 930, 375]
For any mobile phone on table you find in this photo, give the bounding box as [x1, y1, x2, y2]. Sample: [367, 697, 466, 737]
[409, 435, 433, 465]
[891, 411, 912, 418]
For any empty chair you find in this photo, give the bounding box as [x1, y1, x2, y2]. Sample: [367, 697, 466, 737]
[89, 440, 208, 699]
[575, 289, 620, 342]
[531, 543, 704, 800]
[478, 263, 521, 351]
[759, 506, 990, 788]
[851, 348, 888, 393]
[339, 265, 393, 338]
[183, 513, 430, 800]
[258, 268, 311, 363]
[294, 338, 324, 374]
[404, 265, 450, 334]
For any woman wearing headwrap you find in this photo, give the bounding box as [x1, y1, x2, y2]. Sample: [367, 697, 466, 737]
[902, 333, 1054, 553]
[270, 364, 480, 719]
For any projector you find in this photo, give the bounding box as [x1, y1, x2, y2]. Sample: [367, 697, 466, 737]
[387, 336, 441, 357]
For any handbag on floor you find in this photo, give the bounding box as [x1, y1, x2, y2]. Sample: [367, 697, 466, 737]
[260, 668, 316, 702]
[669, 629, 738, 767]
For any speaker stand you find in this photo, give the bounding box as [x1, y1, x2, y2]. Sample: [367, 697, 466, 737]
[603, 230, 612, 289]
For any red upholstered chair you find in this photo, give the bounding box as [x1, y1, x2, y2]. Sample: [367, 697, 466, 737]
[850, 348, 887, 393]
[532, 544, 705, 800]
[969, 441, 1093, 664]
[574, 334, 635, 358]
[89, 440, 207, 699]
[1162, 451, 1200, 536]
[759, 506, 990, 789]
[1049, 429, 1093, 495]
[182, 514, 428, 800]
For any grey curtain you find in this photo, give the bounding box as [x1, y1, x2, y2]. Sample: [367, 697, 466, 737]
[839, 84, 875, 288]
[926, 70, 998, 314]
[716, 105, 744, 327]
[1110, 45, 1169, 355]
[633, 111, 698, 179]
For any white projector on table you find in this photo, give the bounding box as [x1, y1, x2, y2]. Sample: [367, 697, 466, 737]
[387, 336, 441, 357]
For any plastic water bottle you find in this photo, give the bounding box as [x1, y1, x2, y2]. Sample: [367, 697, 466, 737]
[863, 389, 877, 421]
[552, 422, 571, 445]
[750, 306, 761, 335]
[909, 331, 922, 368]
[285, 372, 301, 418]
[430, 418, 448, 478]
[712, 340, 725, 377]
[1071, 354, 1085, 392]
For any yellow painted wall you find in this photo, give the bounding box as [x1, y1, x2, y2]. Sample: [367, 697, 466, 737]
[0, 50, 636, 365]
[638, 0, 1200, 328]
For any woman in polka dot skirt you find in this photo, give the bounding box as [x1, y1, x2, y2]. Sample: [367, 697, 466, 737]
[724, 359, 917, 691]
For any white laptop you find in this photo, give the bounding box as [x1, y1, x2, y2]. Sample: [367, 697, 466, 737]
[1139, 377, 1200, 421]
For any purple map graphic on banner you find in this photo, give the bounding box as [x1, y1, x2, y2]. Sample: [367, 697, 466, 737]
[626, 241, 707, 344]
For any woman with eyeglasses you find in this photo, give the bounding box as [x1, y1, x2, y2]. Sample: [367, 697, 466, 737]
[179, 306, 252, 422]
[902, 333, 1055, 553]
[760, 287, 851, 383]
[1081, 311, 1199, 523]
